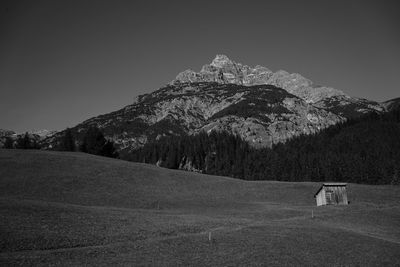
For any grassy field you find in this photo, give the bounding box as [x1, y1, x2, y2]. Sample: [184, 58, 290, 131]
[0, 149, 399, 266]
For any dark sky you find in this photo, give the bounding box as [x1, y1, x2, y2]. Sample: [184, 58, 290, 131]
[1, 0, 399, 132]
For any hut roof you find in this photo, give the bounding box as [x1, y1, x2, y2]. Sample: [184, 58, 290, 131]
[314, 183, 347, 197]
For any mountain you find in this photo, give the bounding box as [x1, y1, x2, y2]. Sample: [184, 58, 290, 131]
[44, 82, 342, 153]
[43, 55, 386, 154]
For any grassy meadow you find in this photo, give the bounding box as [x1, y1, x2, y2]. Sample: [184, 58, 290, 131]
[0, 149, 399, 266]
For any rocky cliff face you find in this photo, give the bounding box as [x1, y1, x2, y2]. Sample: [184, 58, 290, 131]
[174, 55, 384, 117]
[44, 55, 386, 153]
[314, 95, 385, 118]
[173, 55, 348, 104]
[46, 82, 343, 153]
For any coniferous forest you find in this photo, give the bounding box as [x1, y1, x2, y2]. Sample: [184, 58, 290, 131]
[128, 108, 400, 185]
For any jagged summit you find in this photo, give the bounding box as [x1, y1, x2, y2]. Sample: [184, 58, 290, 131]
[210, 54, 233, 68]
[173, 54, 347, 103]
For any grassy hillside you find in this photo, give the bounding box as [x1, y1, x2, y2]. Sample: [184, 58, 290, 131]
[1, 149, 400, 266]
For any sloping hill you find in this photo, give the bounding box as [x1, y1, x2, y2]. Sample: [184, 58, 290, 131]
[1, 150, 400, 266]
[0, 149, 317, 208]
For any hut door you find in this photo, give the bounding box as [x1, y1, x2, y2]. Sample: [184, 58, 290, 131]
[334, 193, 340, 204]
[325, 191, 334, 205]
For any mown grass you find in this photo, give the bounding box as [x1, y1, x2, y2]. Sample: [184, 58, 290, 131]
[1, 149, 400, 266]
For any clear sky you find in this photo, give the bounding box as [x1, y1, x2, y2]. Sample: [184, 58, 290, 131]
[1, 0, 399, 132]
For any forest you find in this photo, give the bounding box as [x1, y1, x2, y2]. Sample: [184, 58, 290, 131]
[128, 108, 400, 185]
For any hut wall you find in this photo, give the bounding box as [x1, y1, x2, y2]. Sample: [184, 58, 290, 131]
[316, 190, 326, 206]
[323, 186, 348, 205]
[315, 185, 348, 206]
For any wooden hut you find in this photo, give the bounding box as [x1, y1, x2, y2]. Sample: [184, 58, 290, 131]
[314, 183, 348, 206]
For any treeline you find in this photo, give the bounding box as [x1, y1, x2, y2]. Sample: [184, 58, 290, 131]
[3, 127, 118, 158]
[58, 127, 118, 158]
[127, 131, 250, 177]
[128, 108, 400, 185]
[3, 133, 41, 149]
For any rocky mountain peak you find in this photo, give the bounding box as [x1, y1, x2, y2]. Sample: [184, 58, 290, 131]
[210, 54, 233, 68]
[173, 55, 347, 103]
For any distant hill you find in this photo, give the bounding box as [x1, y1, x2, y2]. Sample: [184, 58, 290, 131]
[1, 149, 399, 208]
[0, 129, 15, 136]
[0, 149, 317, 208]
[0, 129, 55, 149]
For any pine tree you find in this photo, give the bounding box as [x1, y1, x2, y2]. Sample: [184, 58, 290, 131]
[80, 126, 117, 158]
[100, 140, 118, 158]
[3, 136, 14, 149]
[60, 128, 75, 151]
[80, 127, 105, 154]
[16, 132, 31, 149]
[127, 106, 400, 185]
[391, 169, 400, 185]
